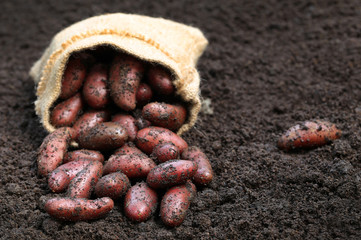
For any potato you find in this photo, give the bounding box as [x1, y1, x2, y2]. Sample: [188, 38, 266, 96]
[51, 93, 84, 127]
[112, 114, 138, 141]
[142, 102, 187, 131]
[78, 122, 128, 151]
[82, 63, 110, 109]
[67, 161, 103, 198]
[136, 127, 188, 154]
[72, 110, 110, 140]
[45, 197, 114, 221]
[37, 127, 74, 177]
[59, 57, 87, 99]
[277, 120, 342, 151]
[48, 159, 93, 193]
[151, 142, 179, 163]
[160, 181, 196, 227]
[181, 146, 213, 186]
[113, 142, 144, 155]
[124, 182, 158, 222]
[63, 149, 104, 164]
[147, 66, 174, 96]
[109, 54, 144, 111]
[146, 160, 197, 189]
[136, 83, 153, 106]
[103, 151, 156, 178]
[135, 117, 151, 130]
[94, 172, 130, 199]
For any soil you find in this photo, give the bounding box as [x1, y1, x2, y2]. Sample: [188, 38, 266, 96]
[1, 0, 360, 239]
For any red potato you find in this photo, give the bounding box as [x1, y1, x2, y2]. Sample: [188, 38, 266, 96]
[136, 127, 188, 154]
[181, 146, 213, 186]
[109, 54, 145, 111]
[48, 159, 93, 193]
[103, 152, 156, 178]
[146, 160, 197, 189]
[151, 142, 179, 163]
[59, 58, 87, 99]
[45, 197, 114, 221]
[124, 182, 158, 222]
[112, 114, 138, 141]
[114, 142, 144, 155]
[94, 172, 130, 199]
[136, 83, 153, 106]
[67, 161, 103, 198]
[142, 102, 187, 131]
[82, 64, 110, 109]
[37, 127, 74, 177]
[78, 122, 128, 151]
[147, 66, 175, 96]
[135, 117, 152, 130]
[277, 120, 342, 151]
[51, 93, 84, 127]
[72, 110, 110, 140]
[160, 181, 196, 227]
[63, 149, 104, 164]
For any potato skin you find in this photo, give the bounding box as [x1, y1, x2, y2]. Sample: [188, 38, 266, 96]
[142, 102, 187, 131]
[94, 172, 130, 199]
[67, 161, 103, 198]
[146, 160, 197, 189]
[160, 181, 196, 227]
[136, 83, 153, 106]
[124, 182, 158, 222]
[112, 114, 138, 141]
[114, 142, 144, 155]
[136, 127, 188, 154]
[51, 93, 84, 127]
[135, 117, 152, 130]
[82, 64, 110, 109]
[63, 149, 104, 164]
[78, 122, 128, 151]
[181, 146, 213, 186]
[48, 159, 93, 193]
[45, 197, 114, 221]
[59, 58, 87, 99]
[151, 142, 179, 163]
[72, 110, 110, 140]
[37, 127, 74, 177]
[147, 66, 174, 96]
[109, 54, 144, 111]
[277, 120, 342, 151]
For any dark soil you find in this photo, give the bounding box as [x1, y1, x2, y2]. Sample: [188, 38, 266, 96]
[1, 0, 360, 239]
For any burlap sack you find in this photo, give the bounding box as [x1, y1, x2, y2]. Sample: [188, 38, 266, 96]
[30, 13, 208, 135]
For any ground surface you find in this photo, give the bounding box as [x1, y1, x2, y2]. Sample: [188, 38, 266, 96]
[0, 0, 360, 239]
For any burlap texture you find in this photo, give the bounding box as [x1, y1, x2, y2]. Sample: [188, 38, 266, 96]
[29, 13, 208, 135]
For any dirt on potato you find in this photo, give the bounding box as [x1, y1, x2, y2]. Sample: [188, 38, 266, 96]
[0, 0, 360, 239]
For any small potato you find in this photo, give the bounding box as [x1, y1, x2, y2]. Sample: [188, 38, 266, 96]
[72, 110, 110, 140]
[136, 83, 153, 106]
[67, 161, 103, 198]
[37, 127, 74, 177]
[151, 142, 179, 163]
[59, 58, 87, 99]
[45, 197, 114, 221]
[160, 181, 196, 227]
[94, 172, 130, 199]
[136, 127, 188, 154]
[146, 160, 197, 189]
[112, 114, 138, 141]
[63, 149, 104, 164]
[147, 66, 174, 96]
[135, 117, 151, 130]
[142, 102, 187, 131]
[124, 182, 158, 222]
[78, 122, 128, 151]
[82, 64, 110, 109]
[51, 93, 84, 127]
[109, 54, 145, 111]
[277, 120, 342, 151]
[103, 152, 156, 178]
[48, 159, 93, 193]
[181, 146, 213, 186]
